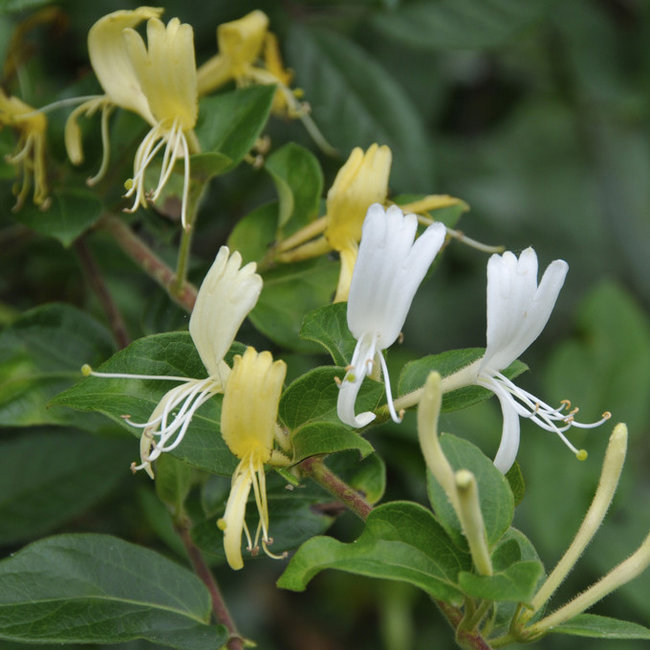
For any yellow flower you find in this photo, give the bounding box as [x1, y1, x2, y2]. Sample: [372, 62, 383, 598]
[326, 144, 392, 301]
[0, 90, 50, 211]
[197, 10, 297, 118]
[218, 346, 290, 570]
[65, 7, 199, 227]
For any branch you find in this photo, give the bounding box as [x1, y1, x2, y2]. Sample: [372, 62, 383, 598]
[175, 521, 244, 650]
[74, 237, 130, 349]
[99, 214, 197, 312]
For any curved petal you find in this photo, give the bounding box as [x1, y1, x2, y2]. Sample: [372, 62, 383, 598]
[189, 247, 262, 377]
[337, 333, 377, 428]
[220, 461, 253, 570]
[87, 7, 160, 124]
[492, 387, 521, 474]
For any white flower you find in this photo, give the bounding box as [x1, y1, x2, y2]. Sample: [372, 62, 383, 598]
[475, 248, 610, 473]
[84, 246, 262, 477]
[337, 203, 446, 428]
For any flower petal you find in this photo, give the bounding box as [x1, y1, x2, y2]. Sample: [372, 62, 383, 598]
[337, 333, 377, 428]
[220, 461, 253, 570]
[492, 386, 521, 474]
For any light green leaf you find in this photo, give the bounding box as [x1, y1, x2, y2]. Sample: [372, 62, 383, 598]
[227, 202, 278, 264]
[427, 434, 514, 547]
[287, 25, 434, 191]
[551, 614, 650, 640]
[189, 151, 232, 181]
[53, 332, 238, 476]
[265, 143, 323, 236]
[0, 430, 133, 544]
[458, 560, 543, 603]
[13, 188, 103, 247]
[371, 0, 555, 50]
[0, 303, 115, 429]
[277, 501, 471, 603]
[300, 302, 356, 366]
[292, 421, 374, 462]
[279, 366, 384, 431]
[251, 258, 338, 352]
[399, 348, 527, 412]
[0, 534, 227, 649]
[195, 85, 275, 172]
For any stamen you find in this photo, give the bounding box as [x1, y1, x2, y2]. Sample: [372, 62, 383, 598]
[378, 352, 402, 424]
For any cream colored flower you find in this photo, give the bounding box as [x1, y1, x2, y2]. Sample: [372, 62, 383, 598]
[218, 347, 291, 570]
[84, 247, 261, 478]
[65, 7, 199, 227]
[0, 90, 50, 211]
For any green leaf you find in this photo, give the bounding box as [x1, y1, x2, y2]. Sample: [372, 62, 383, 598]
[427, 434, 514, 547]
[265, 143, 323, 236]
[292, 421, 374, 462]
[251, 258, 338, 352]
[329, 451, 386, 505]
[505, 461, 525, 507]
[277, 501, 470, 603]
[287, 25, 434, 191]
[458, 560, 542, 603]
[279, 366, 384, 430]
[155, 453, 194, 519]
[195, 85, 275, 172]
[551, 614, 650, 640]
[12, 188, 103, 247]
[191, 473, 336, 565]
[371, 0, 555, 50]
[189, 151, 232, 181]
[53, 332, 238, 476]
[300, 302, 356, 366]
[0, 430, 133, 544]
[0, 534, 227, 649]
[398, 348, 527, 412]
[0, 303, 115, 429]
[227, 201, 278, 265]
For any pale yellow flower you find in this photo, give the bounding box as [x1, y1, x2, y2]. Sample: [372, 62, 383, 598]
[65, 7, 199, 227]
[218, 346, 291, 570]
[0, 90, 50, 211]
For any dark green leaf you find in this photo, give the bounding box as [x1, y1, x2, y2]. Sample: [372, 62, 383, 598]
[427, 434, 514, 547]
[277, 501, 470, 603]
[458, 560, 543, 603]
[329, 451, 386, 505]
[53, 332, 238, 476]
[195, 85, 275, 172]
[251, 258, 338, 352]
[292, 421, 374, 462]
[265, 143, 323, 236]
[279, 366, 384, 431]
[399, 348, 527, 412]
[371, 0, 555, 50]
[552, 614, 650, 640]
[189, 152, 232, 181]
[155, 454, 193, 519]
[0, 303, 115, 429]
[287, 25, 434, 191]
[505, 461, 525, 507]
[300, 302, 356, 366]
[0, 430, 132, 544]
[227, 202, 278, 265]
[13, 188, 103, 247]
[0, 534, 228, 649]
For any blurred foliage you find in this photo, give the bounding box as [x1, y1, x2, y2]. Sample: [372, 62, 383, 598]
[1, 0, 649, 649]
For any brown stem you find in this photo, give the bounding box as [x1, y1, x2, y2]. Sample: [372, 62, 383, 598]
[299, 456, 372, 521]
[74, 237, 130, 349]
[99, 214, 197, 312]
[436, 600, 493, 650]
[175, 521, 244, 650]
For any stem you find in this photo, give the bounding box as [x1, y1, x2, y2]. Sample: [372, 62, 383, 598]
[100, 214, 197, 312]
[436, 600, 493, 650]
[74, 237, 130, 349]
[299, 456, 372, 520]
[175, 520, 244, 650]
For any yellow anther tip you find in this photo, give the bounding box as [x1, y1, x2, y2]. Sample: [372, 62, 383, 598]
[576, 449, 588, 461]
[124, 178, 134, 191]
[81, 363, 92, 376]
[216, 518, 227, 531]
[603, 411, 612, 419]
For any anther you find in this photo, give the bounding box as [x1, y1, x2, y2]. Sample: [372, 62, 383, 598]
[560, 399, 572, 410]
[333, 376, 342, 386]
[576, 449, 588, 461]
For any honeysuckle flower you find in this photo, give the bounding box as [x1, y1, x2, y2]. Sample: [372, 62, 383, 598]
[83, 246, 262, 478]
[0, 90, 50, 211]
[217, 346, 290, 570]
[337, 203, 446, 428]
[466, 248, 610, 473]
[65, 7, 199, 227]
[197, 10, 295, 117]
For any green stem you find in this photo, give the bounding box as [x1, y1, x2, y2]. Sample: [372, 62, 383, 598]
[100, 214, 197, 312]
